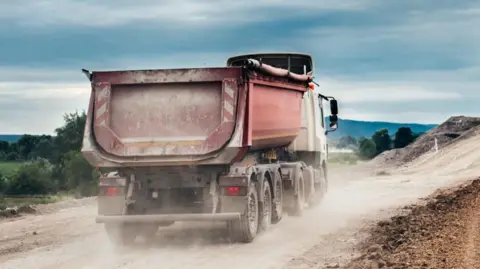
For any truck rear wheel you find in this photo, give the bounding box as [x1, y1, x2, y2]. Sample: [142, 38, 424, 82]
[271, 176, 283, 224]
[227, 181, 259, 243]
[259, 179, 273, 231]
[307, 168, 327, 208]
[291, 173, 305, 216]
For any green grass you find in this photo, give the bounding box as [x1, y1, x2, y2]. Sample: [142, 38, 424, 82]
[0, 162, 22, 177]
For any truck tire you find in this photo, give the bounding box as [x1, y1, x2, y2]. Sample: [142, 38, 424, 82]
[105, 223, 137, 246]
[227, 181, 259, 243]
[259, 179, 273, 231]
[307, 168, 327, 208]
[271, 175, 283, 224]
[290, 173, 305, 216]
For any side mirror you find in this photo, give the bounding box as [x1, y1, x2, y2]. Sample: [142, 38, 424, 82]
[318, 94, 340, 135]
[330, 99, 338, 115]
[325, 99, 339, 135]
[329, 115, 338, 128]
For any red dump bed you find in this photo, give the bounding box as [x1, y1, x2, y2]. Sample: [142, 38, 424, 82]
[81, 63, 310, 167]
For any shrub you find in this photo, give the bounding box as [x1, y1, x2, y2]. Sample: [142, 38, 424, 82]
[5, 161, 55, 195]
[358, 138, 377, 159]
[0, 170, 7, 194]
[62, 151, 99, 197]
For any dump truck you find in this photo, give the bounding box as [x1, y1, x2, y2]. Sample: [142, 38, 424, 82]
[80, 52, 339, 245]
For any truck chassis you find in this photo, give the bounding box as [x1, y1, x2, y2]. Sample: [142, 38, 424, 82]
[96, 153, 327, 245]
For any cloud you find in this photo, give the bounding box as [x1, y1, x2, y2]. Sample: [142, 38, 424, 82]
[0, 67, 83, 83]
[300, 1, 480, 76]
[319, 78, 463, 104]
[0, 82, 88, 99]
[0, 82, 90, 134]
[0, 0, 370, 28]
[0, 0, 479, 133]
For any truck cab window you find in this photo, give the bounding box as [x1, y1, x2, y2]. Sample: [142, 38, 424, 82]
[228, 54, 313, 75]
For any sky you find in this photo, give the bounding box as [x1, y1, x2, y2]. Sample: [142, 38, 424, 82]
[0, 0, 479, 134]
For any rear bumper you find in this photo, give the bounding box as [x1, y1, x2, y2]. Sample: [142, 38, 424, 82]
[96, 213, 241, 224]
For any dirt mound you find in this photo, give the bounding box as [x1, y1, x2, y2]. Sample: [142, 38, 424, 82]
[402, 116, 480, 163]
[373, 116, 480, 167]
[345, 177, 480, 269]
[372, 148, 405, 167]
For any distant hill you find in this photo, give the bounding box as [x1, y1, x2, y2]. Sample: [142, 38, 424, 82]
[0, 118, 437, 143]
[0, 135, 22, 142]
[326, 118, 437, 139]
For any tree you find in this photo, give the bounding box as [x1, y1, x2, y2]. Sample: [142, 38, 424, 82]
[0, 110, 97, 197]
[17, 134, 41, 160]
[358, 137, 377, 159]
[8, 143, 19, 156]
[0, 140, 9, 153]
[394, 127, 415, 148]
[5, 152, 20, 161]
[371, 128, 392, 156]
[52, 111, 86, 162]
[30, 136, 54, 161]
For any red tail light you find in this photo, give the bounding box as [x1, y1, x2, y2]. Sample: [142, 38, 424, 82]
[106, 187, 118, 196]
[226, 187, 240, 196]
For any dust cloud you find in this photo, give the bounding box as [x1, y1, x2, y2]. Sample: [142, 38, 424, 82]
[0, 166, 379, 269]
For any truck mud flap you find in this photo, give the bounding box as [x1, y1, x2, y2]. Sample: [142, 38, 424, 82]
[96, 213, 241, 224]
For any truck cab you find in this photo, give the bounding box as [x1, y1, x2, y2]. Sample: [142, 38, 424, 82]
[227, 53, 336, 168]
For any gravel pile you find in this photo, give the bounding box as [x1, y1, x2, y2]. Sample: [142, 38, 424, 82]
[345, 178, 480, 269]
[373, 116, 480, 167]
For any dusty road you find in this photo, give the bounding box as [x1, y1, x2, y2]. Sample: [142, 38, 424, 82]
[1, 131, 479, 269]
